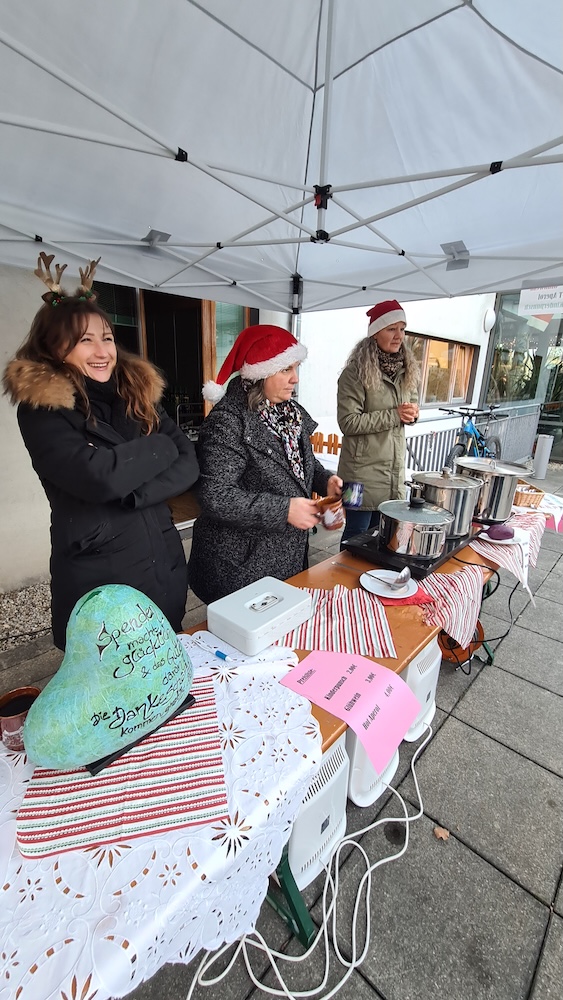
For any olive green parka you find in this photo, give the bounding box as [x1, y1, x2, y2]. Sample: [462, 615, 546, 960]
[336, 344, 419, 511]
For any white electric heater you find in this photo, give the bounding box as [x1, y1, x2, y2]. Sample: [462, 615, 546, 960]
[345, 733, 400, 807]
[287, 734, 349, 890]
[400, 637, 442, 741]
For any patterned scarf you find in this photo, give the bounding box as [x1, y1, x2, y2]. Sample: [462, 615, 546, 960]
[258, 397, 305, 483]
[376, 344, 405, 382]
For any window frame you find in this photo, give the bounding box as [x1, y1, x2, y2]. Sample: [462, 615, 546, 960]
[405, 331, 476, 407]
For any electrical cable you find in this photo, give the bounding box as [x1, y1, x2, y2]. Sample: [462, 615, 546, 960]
[185, 726, 433, 1000]
[476, 579, 521, 646]
[445, 555, 524, 666]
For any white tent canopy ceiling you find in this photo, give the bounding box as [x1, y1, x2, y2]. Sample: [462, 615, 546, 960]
[0, 0, 562, 314]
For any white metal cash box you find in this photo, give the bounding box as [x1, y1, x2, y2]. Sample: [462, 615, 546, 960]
[206, 576, 312, 655]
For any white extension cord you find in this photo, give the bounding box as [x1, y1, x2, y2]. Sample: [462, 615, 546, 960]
[185, 724, 433, 1000]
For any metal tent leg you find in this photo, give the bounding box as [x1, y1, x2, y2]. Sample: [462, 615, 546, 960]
[266, 845, 316, 947]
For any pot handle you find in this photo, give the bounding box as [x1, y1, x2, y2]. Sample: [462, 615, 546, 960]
[405, 481, 424, 501]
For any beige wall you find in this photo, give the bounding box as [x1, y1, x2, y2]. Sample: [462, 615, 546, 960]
[298, 294, 496, 437]
[0, 264, 51, 592]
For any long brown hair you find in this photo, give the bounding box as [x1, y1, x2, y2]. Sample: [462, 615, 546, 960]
[344, 334, 420, 394]
[15, 297, 161, 432]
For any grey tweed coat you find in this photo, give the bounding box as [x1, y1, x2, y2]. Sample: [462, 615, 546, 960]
[188, 377, 332, 605]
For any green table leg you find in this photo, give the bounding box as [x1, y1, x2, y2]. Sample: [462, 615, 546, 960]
[266, 845, 316, 947]
[480, 637, 495, 664]
[480, 581, 495, 664]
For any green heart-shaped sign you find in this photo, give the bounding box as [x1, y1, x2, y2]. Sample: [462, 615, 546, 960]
[24, 585, 194, 769]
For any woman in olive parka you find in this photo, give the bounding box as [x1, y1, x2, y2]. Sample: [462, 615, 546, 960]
[337, 300, 420, 544]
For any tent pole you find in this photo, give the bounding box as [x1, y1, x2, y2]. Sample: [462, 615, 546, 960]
[463, 261, 563, 296]
[331, 171, 487, 238]
[316, 0, 336, 235]
[0, 221, 154, 286]
[0, 113, 168, 158]
[205, 161, 314, 193]
[156, 248, 289, 311]
[0, 30, 176, 155]
[331, 194, 452, 297]
[190, 158, 318, 239]
[330, 151, 563, 193]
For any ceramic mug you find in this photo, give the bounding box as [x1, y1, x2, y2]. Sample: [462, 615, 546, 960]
[0, 686, 41, 752]
[342, 481, 364, 509]
[316, 495, 345, 531]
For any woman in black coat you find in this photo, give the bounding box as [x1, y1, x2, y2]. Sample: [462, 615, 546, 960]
[188, 324, 342, 605]
[3, 256, 199, 649]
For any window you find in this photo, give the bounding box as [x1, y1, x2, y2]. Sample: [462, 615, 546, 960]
[405, 334, 474, 405]
[93, 281, 140, 354]
[485, 292, 562, 404]
[216, 303, 246, 372]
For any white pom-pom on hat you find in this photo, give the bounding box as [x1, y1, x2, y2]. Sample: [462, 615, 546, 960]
[202, 325, 307, 402]
[202, 379, 228, 403]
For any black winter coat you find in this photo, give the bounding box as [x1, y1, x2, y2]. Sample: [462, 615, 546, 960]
[188, 377, 331, 605]
[3, 358, 199, 650]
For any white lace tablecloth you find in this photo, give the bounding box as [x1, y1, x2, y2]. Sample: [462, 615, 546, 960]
[0, 643, 321, 1000]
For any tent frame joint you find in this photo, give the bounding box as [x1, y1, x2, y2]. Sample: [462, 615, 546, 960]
[314, 184, 332, 210]
[175, 147, 188, 162]
[489, 160, 503, 174]
[310, 230, 330, 244]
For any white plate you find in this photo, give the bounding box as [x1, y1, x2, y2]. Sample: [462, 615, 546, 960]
[482, 526, 528, 546]
[359, 570, 418, 599]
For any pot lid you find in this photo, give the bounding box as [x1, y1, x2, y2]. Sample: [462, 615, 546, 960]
[454, 457, 526, 476]
[378, 497, 455, 525]
[412, 468, 483, 490]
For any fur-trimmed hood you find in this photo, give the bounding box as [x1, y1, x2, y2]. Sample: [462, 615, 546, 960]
[3, 355, 166, 410]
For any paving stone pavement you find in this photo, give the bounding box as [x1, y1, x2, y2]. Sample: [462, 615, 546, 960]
[1, 469, 562, 1000]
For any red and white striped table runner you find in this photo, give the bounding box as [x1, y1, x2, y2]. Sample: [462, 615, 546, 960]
[469, 509, 546, 592]
[16, 675, 229, 858]
[419, 564, 485, 650]
[274, 584, 397, 658]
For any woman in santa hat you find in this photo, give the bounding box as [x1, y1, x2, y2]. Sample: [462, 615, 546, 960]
[337, 300, 420, 545]
[188, 325, 342, 605]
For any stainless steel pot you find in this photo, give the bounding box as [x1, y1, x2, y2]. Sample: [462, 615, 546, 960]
[410, 467, 484, 538]
[378, 497, 455, 561]
[454, 456, 524, 523]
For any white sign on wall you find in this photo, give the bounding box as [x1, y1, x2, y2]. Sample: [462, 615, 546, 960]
[518, 286, 563, 317]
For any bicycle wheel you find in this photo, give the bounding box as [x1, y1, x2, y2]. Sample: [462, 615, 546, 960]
[444, 442, 467, 469]
[484, 435, 502, 459]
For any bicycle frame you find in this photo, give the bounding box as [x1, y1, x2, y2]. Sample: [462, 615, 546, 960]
[456, 419, 494, 458]
[441, 406, 504, 468]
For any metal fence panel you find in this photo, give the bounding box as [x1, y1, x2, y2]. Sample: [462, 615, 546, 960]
[406, 405, 540, 472]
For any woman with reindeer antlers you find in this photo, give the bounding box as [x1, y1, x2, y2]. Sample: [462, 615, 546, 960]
[3, 254, 200, 650]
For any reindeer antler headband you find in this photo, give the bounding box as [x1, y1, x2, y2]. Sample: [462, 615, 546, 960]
[34, 252, 101, 305]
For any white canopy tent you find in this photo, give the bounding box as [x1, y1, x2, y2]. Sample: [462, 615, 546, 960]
[0, 0, 562, 314]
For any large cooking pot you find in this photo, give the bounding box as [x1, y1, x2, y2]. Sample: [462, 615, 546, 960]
[378, 496, 455, 561]
[410, 467, 484, 538]
[454, 456, 524, 523]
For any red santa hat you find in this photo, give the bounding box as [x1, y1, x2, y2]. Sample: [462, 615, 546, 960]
[202, 325, 307, 402]
[366, 300, 406, 336]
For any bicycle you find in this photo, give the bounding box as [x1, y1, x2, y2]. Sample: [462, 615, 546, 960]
[441, 404, 508, 468]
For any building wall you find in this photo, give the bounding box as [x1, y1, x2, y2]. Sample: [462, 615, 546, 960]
[298, 294, 496, 437]
[0, 264, 52, 591]
[0, 287, 494, 592]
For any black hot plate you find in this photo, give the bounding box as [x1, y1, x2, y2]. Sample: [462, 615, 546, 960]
[341, 525, 484, 579]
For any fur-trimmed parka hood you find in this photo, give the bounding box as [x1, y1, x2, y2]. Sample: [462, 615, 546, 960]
[3, 355, 166, 410]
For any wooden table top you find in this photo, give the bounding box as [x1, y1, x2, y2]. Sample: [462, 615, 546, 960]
[189, 538, 498, 753]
